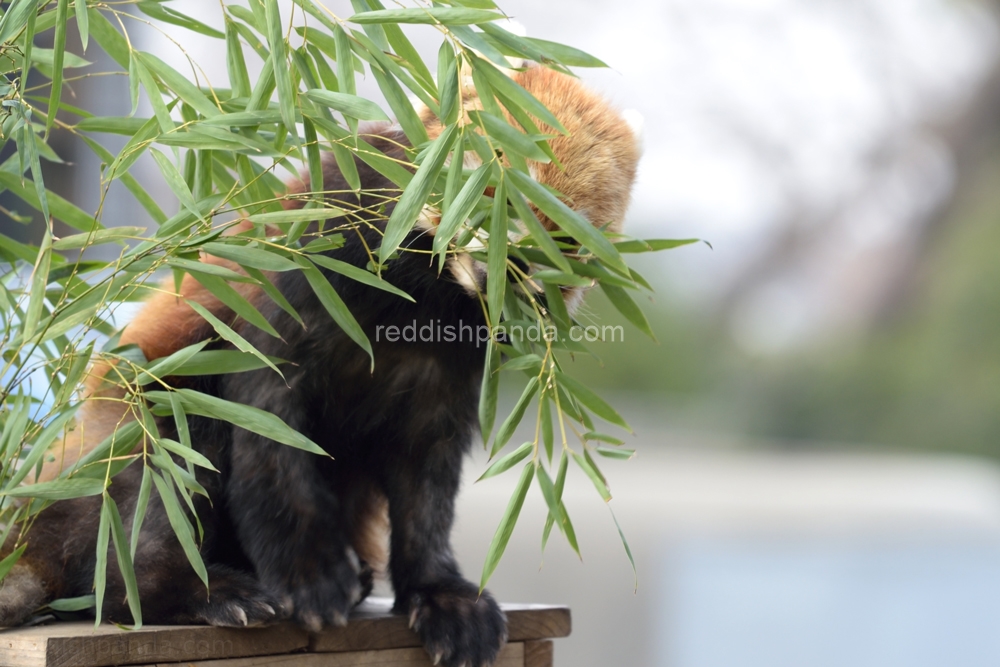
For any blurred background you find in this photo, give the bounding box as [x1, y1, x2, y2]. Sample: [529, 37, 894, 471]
[6, 0, 1000, 664]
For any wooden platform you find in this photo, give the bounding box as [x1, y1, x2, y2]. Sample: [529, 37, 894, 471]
[0, 599, 570, 667]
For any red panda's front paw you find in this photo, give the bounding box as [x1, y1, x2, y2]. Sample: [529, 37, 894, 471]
[403, 582, 507, 667]
[275, 545, 369, 632]
[193, 570, 281, 627]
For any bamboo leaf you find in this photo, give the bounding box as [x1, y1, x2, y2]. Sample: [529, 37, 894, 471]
[263, 0, 296, 133]
[190, 273, 280, 338]
[94, 493, 110, 625]
[130, 466, 152, 558]
[0, 544, 27, 582]
[304, 90, 389, 121]
[145, 389, 326, 456]
[600, 283, 655, 340]
[492, 376, 539, 457]
[46, 0, 70, 137]
[308, 254, 413, 302]
[477, 441, 531, 482]
[201, 242, 298, 271]
[487, 179, 508, 327]
[185, 300, 284, 378]
[150, 470, 208, 588]
[572, 451, 611, 502]
[105, 495, 142, 627]
[294, 256, 373, 364]
[434, 162, 492, 255]
[506, 168, 627, 273]
[350, 7, 502, 24]
[555, 371, 629, 430]
[75, 0, 89, 50]
[479, 339, 500, 446]
[3, 478, 105, 500]
[379, 123, 457, 262]
[479, 462, 532, 591]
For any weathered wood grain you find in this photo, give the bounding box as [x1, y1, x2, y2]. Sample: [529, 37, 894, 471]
[0, 624, 309, 667]
[0, 599, 568, 667]
[523, 640, 553, 667]
[133, 643, 524, 667]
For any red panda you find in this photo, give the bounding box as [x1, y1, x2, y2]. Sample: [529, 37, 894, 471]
[1, 62, 640, 667]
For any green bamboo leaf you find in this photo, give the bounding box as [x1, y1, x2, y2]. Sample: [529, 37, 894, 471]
[379, 123, 457, 262]
[600, 283, 655, 340]
[555, 371, 629, 430]
[137, 52, 220, 118]
[434, 162, 491, 255]
[480, 462, 532, 592]
[487, 179, 507, 327]
[583, 432, 625, 446]
[226, 19, 251, 99]
[506, 168, 627, 273]
[350, 7, 501, 24]
[201, 242, 298, 272]
[21, 234, 51, 342]
[45, 0, 70, 137]
[304, 90, 389, 121]
[523, 37, 608, 68]
[535, 461, 579, 555]
[185, 300, 283, 378]
[596, 446, 635, 460]
[498, 353, 543, 373]
[71, 421, 143, 477]
[165, 256, 256, 283]
[479, 339, 500, 446]
[0, 544, 27, 583]
[149, 148, 202, 219]
[0, 0, 40, 46]
[150, 470, 208, 588]
[167, 349, 287, 377]
[52, 226, 146, 250]
[531, 270, 591, 288]
[20, 123, 50, 225]
[437, 43, 460, 126]
[94, 492, 110, 625]
[614, 238, 699, 253]
[368, 61, 427, 145]
[48, 595, 96, 612]
[245, 208, 346, 226]
[244, 266, 304, 327]
[474, 57, 567, 134]
[190, 273, 280, 338]
[492, 376, 539, 457]
[87, 8, 129, 68]
[3, 478, 105, 500]
[263, 0, 296, 134]
[308, 255, 413, 302]
[137, 1, 224, 38]
[104, 495, 142, 627]
[201, 110, 283, 127]
[130, 466, 152, 558]
[478, 441, 532, 482]
[294, 256, 373, 364]
[146, 389, 326, 456]
[540, 395, 554, 462]
[572, 451, 611, 502]
[507, 185, 571, 273]
[158, 438, 217, 472]
[75, 0, 89, 51]
[610, 505, 636, 590]
[333, 24, 356, 102]
[137, 340, 211, 385]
